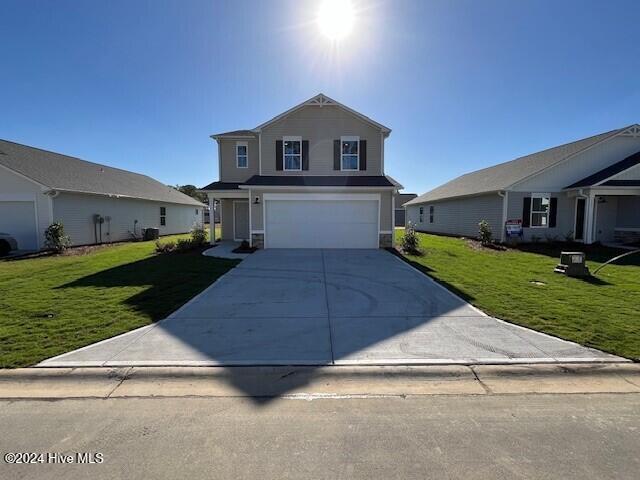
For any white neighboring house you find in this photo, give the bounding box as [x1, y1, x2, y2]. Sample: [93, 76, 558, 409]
[0, 139, 204, 250]
[406, 125, 640, 245]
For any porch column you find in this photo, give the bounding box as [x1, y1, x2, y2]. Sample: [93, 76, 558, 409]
[584, 194, 596, 244]
[209, 196, 215, 245]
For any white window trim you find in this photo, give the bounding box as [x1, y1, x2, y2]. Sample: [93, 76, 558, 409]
[283, 136, 302, 171]
[340, 135, 360, 171]
[530, 193, 550, 228]
[236, 141, 248, 169]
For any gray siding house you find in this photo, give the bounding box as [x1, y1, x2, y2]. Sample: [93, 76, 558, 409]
[0, 140, 203, 250]
[406, 125, 640, 244]
[200, 94, 402, 249]
[394, 193, 417, 227]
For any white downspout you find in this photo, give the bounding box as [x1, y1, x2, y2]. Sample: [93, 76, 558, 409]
[248, 189, 253, 247]
[209, 196, 215, 245]
[498, 191, 508, 243]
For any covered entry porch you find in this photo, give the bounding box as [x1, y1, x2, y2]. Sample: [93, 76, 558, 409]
[199, 184, 251, 245]
[567, 187, 640, 245]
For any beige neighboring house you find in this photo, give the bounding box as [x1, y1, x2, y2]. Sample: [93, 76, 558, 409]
[406, 125, 640, 245]
[0, 140, 203, 250]
[200, 93, 402, 248]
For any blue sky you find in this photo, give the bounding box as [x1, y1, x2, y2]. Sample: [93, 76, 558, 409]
[1, 0, 639, 194]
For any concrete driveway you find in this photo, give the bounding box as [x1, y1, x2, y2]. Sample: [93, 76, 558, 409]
[39, 249, 621, 367]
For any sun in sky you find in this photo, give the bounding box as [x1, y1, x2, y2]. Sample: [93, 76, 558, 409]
[317, 0, 356, 41]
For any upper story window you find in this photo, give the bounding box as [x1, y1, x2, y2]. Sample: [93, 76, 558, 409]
[283, 136, 302, 171]
[531, 194, 550, 227]
[236, 142, 248, 168]
[341, 136, 359, 171]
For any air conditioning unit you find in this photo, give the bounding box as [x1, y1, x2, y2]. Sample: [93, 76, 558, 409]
[143, 228, 160, 241]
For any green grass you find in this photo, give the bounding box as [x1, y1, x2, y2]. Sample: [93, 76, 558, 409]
[0, 235, 238, 368]
[396, 231, 640, 360]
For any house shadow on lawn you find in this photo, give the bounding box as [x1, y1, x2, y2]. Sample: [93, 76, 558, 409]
[513, 242, 640, 267]
[54, 249, 477, 405]
[57, 249, 240, 321]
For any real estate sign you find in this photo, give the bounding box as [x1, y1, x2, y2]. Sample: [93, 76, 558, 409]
[505, 219, 523, 238]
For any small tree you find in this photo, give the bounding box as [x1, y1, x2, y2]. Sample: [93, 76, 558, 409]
[401, 222, 422, 255]
[190, 224, 208, 247]
[44, 222, 71, 253]
[478, 220, 493, 246]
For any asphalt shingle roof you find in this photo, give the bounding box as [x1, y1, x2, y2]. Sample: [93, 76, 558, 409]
[406, 127, 627, 205]
[0, 140, 203, 206]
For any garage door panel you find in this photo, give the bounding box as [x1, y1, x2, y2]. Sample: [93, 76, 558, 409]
[265, 198, 378, 249]
[0, 201, 38, 250]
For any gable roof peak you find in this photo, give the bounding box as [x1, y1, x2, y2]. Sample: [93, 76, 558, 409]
[254, 93, 391, 135]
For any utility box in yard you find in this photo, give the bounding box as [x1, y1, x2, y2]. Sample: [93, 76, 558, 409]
[554, 251, 590, 277]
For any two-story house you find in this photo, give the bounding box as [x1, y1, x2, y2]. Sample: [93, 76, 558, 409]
[200, 94, 401, 249]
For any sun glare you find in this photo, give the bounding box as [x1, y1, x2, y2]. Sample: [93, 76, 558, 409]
[317, 0, 355, 41]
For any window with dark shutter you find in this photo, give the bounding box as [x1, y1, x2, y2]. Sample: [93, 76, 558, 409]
[549, 198, 558, 228]
[522, 197, 531, 228]
[302, 140, 309, 170]
[359, 139, 367, 171]
[275, 140, 283, 171]
[333, 140, 340, 170]
[160, 206, 166, 226]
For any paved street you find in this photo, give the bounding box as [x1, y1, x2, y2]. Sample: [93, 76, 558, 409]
[1, 394, 639, 479]
[39, 249, 620, 367]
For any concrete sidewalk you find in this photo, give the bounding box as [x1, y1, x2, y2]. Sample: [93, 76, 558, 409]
[2, 363, 639, 399]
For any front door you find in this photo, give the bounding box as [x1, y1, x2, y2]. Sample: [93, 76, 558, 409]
[574, 198, 586, 241]
[233, 201, 249, 241]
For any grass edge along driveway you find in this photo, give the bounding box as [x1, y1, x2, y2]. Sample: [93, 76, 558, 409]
[395, 231, 640, 361]
[0, 235, 238, 368]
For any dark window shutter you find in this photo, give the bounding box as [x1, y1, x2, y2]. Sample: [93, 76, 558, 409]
[522, 197, 531, 227]
[359, 140, 367, 171]
[549, 197, 558, 228]
[275, 140, 283, 171]
[333, 140, 340, 170]
[302, 140, 309, 170]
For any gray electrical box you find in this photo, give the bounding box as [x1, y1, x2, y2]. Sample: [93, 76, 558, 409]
[554, 251, 590, 277]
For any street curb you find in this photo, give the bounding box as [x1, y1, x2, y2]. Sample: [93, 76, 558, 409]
[1, 364, 639, 399]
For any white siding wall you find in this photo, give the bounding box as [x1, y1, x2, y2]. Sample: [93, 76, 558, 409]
[52, 193, 202, 246]
[515, 136, 640, 191]
[610, 163, 640, 181]
[0, 166, 52, 249]
[406, 193, 503, 238]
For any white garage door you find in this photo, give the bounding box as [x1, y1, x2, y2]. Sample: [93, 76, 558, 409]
[0, 201, 38, 250]
[265, 196, 379, 249]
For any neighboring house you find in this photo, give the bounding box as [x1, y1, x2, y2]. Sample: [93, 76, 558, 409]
[394, 193, 417, 227]
[200, 93, 402, 248]
[406, 125, 640, 244]
[0, 140, 203, 250]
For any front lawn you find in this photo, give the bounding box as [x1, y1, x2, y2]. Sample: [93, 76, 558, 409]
[396, 231, 640, 360]
[0, 235, 238, 368]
